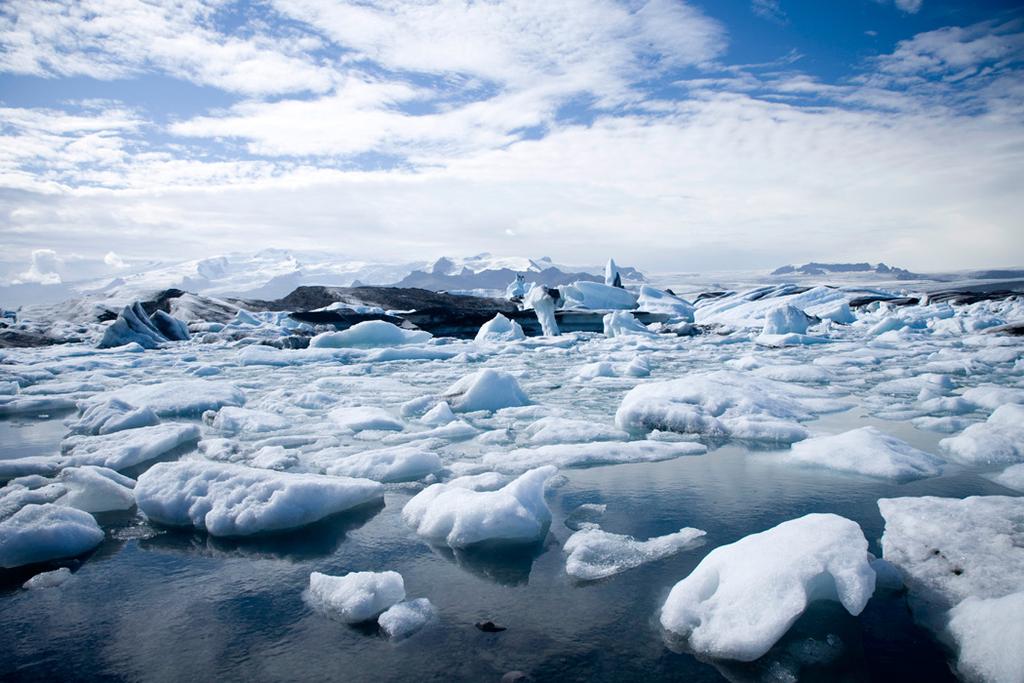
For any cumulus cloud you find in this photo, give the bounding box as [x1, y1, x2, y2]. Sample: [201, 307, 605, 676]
[104, 251, 127, 268]
[15, 249, 63, 285]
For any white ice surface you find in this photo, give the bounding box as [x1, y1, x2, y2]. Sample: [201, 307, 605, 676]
[306, 570, 406, 623]
[946, 592, 1024, 683]
[659, 513, 875, 662]
[402, 465, 556, 548]
[0, 503, 105, 569]
[474, 314, 526, 343]
[86, 380, 245, 417]
[442, 369, 530, 413]
[135, 461, 384, 536]
[323, 444, 442, 483]
[378, 598, 437, 639]
[785, 427, 944, 481]
[940, 404, 1024, 465]
[328, 406, 404, 432]
[309, 321, 431, 348]
[564, 525, 705, 580]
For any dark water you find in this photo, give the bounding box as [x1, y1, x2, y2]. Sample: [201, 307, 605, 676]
[1, 415, 1019, 683]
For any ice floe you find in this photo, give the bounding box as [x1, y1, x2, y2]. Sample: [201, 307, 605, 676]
[475, 313, 526, 343]
[939, 404, 1024, 464]
[784, 427, 944, 481]
[309, 321, 431, 348]
[306, 570, 406, 623]
[0, 503, 105, 569]
[564, 525, 705, 580]
[402, 465, 556, 548]
[135, 461, 384, 536]
[660, 513, 875, 661]
[442, 369, 529, 413]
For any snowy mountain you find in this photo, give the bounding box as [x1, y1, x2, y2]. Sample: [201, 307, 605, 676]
[771, 262, 918, 279]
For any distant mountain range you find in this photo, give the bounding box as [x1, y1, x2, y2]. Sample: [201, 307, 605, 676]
[771, 262, 919, 279]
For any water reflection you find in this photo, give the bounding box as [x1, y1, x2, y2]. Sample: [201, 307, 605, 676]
[138, 500, 385, 562]
[428, 537, 553, 586]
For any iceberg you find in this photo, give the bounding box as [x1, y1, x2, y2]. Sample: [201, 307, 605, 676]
[940, 404, 1024, 464]
[378, 598, 437, 639]
[660, 513, 875, 662]
[135, 461, 384, 536]
[324, 445, 442, 483]
[560, 281, 637, 310]
[474, 313, 526, 343]
[636, 286, 694, 321]
[328, 406, 404, 432]
[60, 423, 201, 471]
[86, 380, 245, 417]
[564, 526, 705, 580]
[402, 465, 557, 548]
[603, 311, 657, 338]
[68, 398, 160, 436]
[523, 285, 560, 336]
[306, 570, 405, 623]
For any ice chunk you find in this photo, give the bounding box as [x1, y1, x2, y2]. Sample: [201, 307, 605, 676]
[560, 281, 637, 310]
[575, 361, 617, 380]
[402, 466, 556, 548]
[61, 423, 201, 471]
[523, 285, 560, 336]
[946, 592, 1024, 683]
[420, 401, 456, 426]
[88, 379, 245, 417]
[523, 416, 628, 446]
[615, 371, 838, 443]
[879, 496, 1024, 613]
[442, 369, 529, 413]
[484, 440, 705, 474]
[328, 406, 404, 432]
[564, 526, 705, 580]
[306, 570, 405, 623]
[98, 302, 168, 349]
[659, 513, 875, 662]
[324, 445, 442, 483]
[206, 406, 289, 433]
[989, 463, 1024, 492]
[751, 365, 831, 384]
[605, 258, 622, 287]
[135, 461, 384, 536]
[762, 305, 810, 335]
[0, 503, 105, 568]
[309, 321, 431, 348]
[785, 427, 944, 481]
[378, 598, 437, 639]
[0, 395, 77, 416]
[961, 385, 1024, 411]
[603, 311, 657, 338]
[475, 313, 526, 343]
[637, 286, 694, 321]
[249, 445, 299, 471]
[23, 567, 73, 589]
[940, 404, 1024, 465]
[53, 466, 135, 513]
[149, 310, 190, 341]
[68, 398, 160, 436]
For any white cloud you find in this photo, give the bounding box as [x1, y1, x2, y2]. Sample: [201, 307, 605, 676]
[14, 248, 63, 284]
[104, 251, 127, 268]
[0, 0, 338, 95]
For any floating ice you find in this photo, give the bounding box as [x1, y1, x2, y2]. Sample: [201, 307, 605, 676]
[328, 406, 404, 432]
[564, 526, 705, 580]
[98, 302, 171, 349]
[206, 406, 289, 434]
[523, 285, 560, 336]
[603, 311, 657, 338]
[52, 466, 135, 513]
[785, 427, 944, 481]
[659, 513, 875, 662]
[483, 440, 705, 474]
[378, 598, 437, 639]
[324, 445, 442, 483]
[522, 416, 628, 446]
[420, 401, 456, 426]
[0, 503, 105, 569]
[989, 463, 1024, 492]
[616, 371, 842, 443]
[636, 286, 694, 321]
[961, 385, 1024, 411]
[879, 495, 1024, 680]
[940, 404, 1024, 465]
[442, 369, 529, 413]
[0, 395, 77, 416]
[946, 592, 1024, 683]
[475, 313, 526, 343]
[68, 398, 160, 436]
[761, 305, 810, 335]
[135, 461, 384, 536]
[575, 361, 617, 380]
[88, 379, 245, 417]
[23, 567, 73, 589]
[306, 570, 406, 623]
[402, 465, 556, 548]
[60, 423, 201, 471]
[309, 321, 431, 348]
[560, 281, 637, 310]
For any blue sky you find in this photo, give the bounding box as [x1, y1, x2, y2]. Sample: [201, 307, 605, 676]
[1, 0, 1022, 284]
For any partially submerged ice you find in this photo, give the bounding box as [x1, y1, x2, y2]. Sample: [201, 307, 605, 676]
[309, 321, 431, 348]
[940, 403, 1024, 465]
[402, 465, 556, 548]
[474, 313, 526, 343]
[98, 302, 189, 349]
[616, 371, 844, 443]
[564, 525, 705, 581]
[785, 427, 944, 481]
[442, 368, 529, 413]
[659, 513, 875, 662]
[135, 461, 384, 536]
[306, 570, 406, 623]
[0, 503, 105, 569]
[879, 495, 1024, 683]
[378, 598, 437, 639]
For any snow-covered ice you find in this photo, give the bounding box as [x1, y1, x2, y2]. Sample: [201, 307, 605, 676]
[309, 321, 431, 348]
[306, 570, 406, 623]
[564, 525, 705, 580]
[0, 503, 105, 569]
[323, 445, 442, 483]
[659, 513, 875, 661]
[135, 461, 384, 536]
[939, 404, 1024, 464]
[784, 427, 944, 481]
[328, 406, 404, 432]
[474, 314, 526, 343]
[22, 566, 74, 589]
[378, 598, 437, 639]
[441, 369, 529, 413]
[402, 465, 556, 548]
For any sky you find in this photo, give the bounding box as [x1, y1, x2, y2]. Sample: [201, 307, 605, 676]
[1, 0, 1023, 285]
